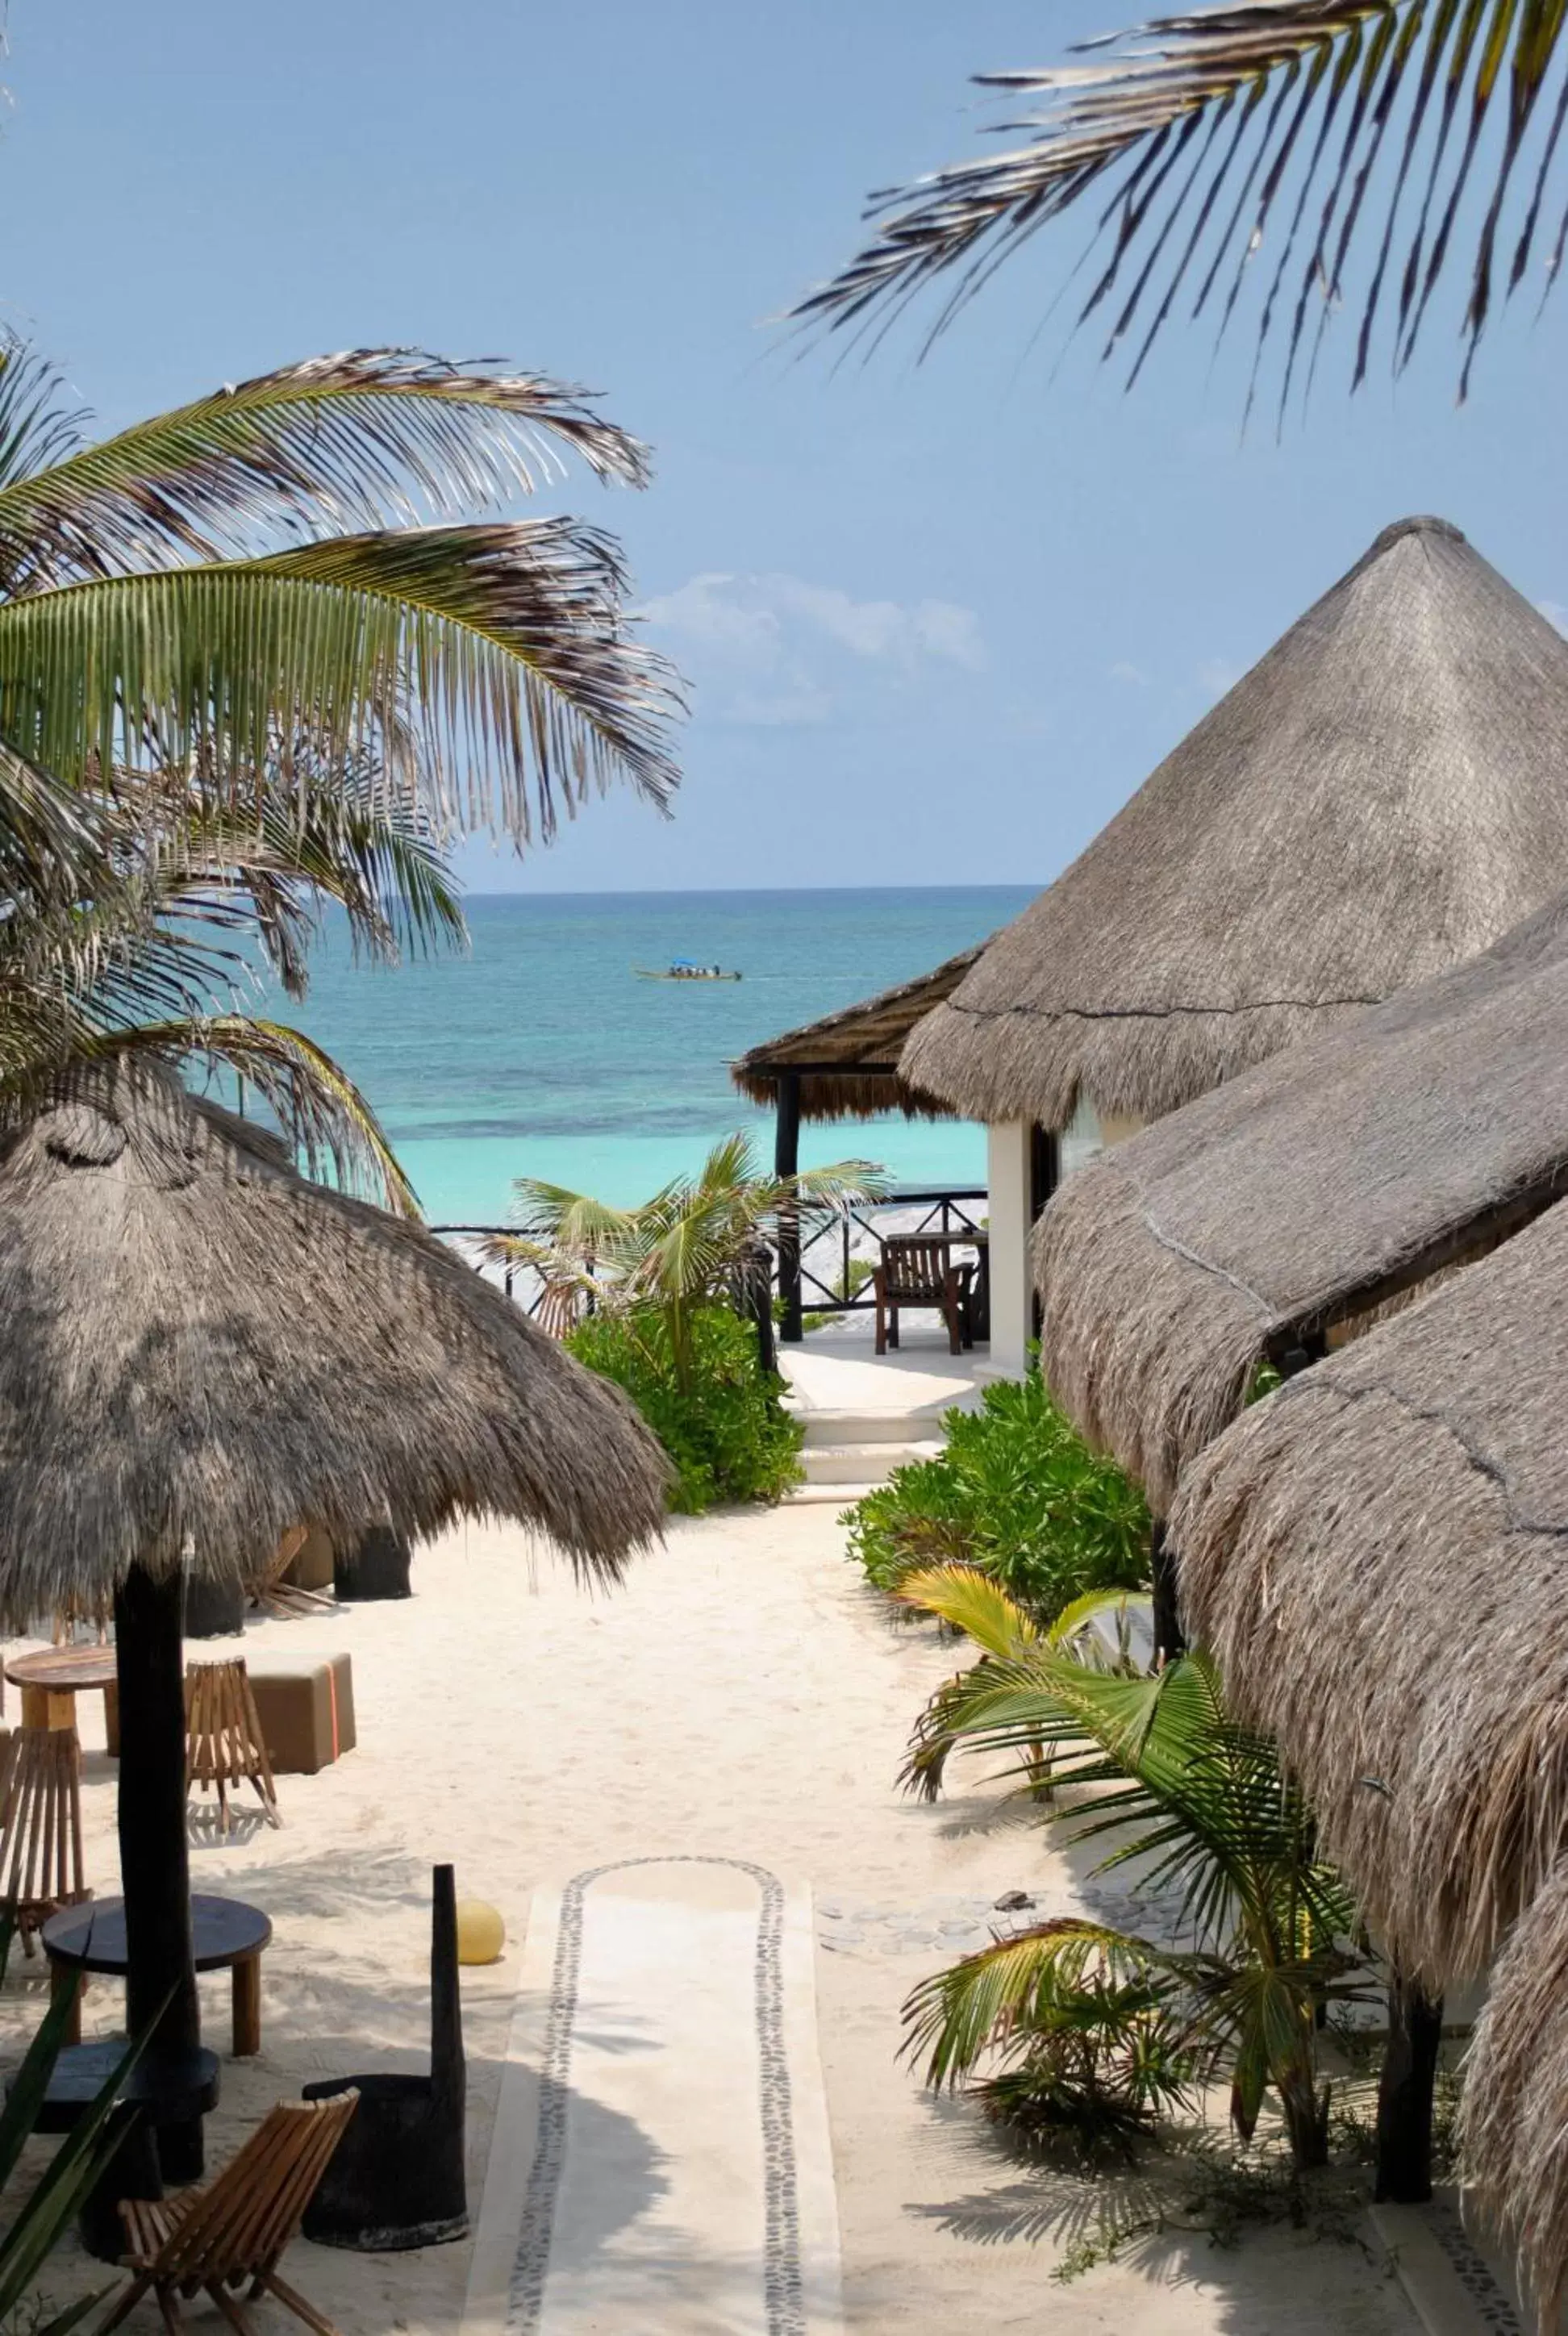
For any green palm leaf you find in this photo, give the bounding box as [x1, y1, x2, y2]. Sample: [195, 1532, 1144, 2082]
[0, 344, 651, 592]
[796, 1, 1567, 403]
[0, 520, 681, 845]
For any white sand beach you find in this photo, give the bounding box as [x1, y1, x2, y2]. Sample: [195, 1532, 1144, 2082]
[2, 1504, 1420, 2335]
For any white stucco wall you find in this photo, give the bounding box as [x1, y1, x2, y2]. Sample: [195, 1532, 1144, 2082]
[986, 1099, 1145, 1379]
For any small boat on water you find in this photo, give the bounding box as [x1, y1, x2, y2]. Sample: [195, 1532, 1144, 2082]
[635, 960, 743, 982]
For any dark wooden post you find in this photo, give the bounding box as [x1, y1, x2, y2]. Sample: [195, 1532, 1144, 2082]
[1374, 1972, 1444, 2203]
[1150, 1520, 1185, 1665]
[115, 1560, 203, 2175]
[776, 1071, 803, 1344]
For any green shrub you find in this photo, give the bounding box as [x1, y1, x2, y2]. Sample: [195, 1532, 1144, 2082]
[844, 1370, 1149, 1623]
[566, 1302, 803, 1514]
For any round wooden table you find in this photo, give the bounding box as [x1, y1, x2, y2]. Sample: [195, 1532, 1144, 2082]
[3, 1645, 119, 1745]
[42, 1893, 273, 2057]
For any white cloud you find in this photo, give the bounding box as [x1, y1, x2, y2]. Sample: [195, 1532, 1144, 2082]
[1540, 599, 1568, 636]
[1107, 659, 1149, 686]
[638, 570, 986, 727]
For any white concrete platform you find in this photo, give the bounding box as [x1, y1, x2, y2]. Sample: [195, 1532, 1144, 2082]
[779, 1329, 988, 1495]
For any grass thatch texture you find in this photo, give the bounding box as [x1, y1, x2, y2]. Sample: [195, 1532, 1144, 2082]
[732, 945, 982, 1123]
[1167, 1197, 1568, 1991]
[0, 1068, 668, 1621]
[903, 518, 1568, 1128]
[1035, 889, 1568, 1508]
[1459, 1862, 1568, 2334]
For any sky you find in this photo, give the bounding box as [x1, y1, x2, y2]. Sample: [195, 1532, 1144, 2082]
[6, 1, 1564, 895]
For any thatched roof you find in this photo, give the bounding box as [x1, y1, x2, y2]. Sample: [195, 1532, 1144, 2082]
[731, 945, 980, 1122]
[1166, 1199, 1568, 2324]
[0, 1070, 667, 1623]
[903, 515, 1568, 1128]
[1166, 1194, 1568, 1992]
[1036, 891, 1568, 1510]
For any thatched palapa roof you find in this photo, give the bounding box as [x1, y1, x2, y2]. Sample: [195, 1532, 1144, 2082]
[1166, 1204, 1568, 2323]
[0, 1070, 667, 1623]
[1036, 891, 1568, 1510]
[732, 945, 980, 1121]
[903, 516, 1568, 1128]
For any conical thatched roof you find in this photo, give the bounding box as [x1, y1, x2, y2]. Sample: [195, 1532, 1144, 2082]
[1036, 891, 1568, 1510]
[731, 945, 980, 1122]
[903, 516, 1568, 1128]
[1166, 1200, 1568, 2325]
[0, 1070, 667, 1623]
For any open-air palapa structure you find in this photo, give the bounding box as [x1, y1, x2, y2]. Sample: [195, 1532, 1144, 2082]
[1036, 891, 1568, 1511]
[898, 516, 1568, 1370]
[0, 1066, 666, 2177]
[732, 945, 981, 1337]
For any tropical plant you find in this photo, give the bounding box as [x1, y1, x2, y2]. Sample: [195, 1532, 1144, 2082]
[0, 339, 682, 1186]
[901, 1644, 1367, 2170]
[565, 1301, 805, 1512]
[796, 3, 1566, 409]
[843, 1370, 1149, 1622]
[489, 1132, 882, 1387]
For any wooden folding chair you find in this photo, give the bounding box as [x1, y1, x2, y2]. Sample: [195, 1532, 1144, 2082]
[98, 2092, 359, 2334]
[186, 1660, 281, 1834]
[0, 1725, 90, 1954]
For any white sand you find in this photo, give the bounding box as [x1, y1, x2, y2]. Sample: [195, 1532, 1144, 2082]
[1, 1505, 1417, 2334]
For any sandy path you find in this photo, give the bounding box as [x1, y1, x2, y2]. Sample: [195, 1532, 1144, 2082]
[2, 1505, 1416, 2334]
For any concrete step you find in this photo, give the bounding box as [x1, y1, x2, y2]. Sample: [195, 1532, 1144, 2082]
[783, 1481, 886, 1508]
[791, 1407, 960, 1448]
[798, 1438, 945, 1486]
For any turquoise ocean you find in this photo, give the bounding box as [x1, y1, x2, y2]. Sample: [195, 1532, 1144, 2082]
[269, 888, 1034, 1225]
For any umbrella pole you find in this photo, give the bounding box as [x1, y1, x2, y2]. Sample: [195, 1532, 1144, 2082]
[115, 1561, 203, 2176]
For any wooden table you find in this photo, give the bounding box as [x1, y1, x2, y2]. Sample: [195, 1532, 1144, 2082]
[42, 1892, 273, 2057]
[4, 1646, 119, 1745]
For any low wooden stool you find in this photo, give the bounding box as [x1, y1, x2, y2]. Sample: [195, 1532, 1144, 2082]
[246, 1654, 356, 1776]
[185, 1659, 281, 1833]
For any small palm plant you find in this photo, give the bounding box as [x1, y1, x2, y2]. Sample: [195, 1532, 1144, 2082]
[487, 1132, 883, 1381]
[899, 1608, 1366, 2170]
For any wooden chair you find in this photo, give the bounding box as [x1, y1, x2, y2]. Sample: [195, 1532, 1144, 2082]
[98, 2091, 359, 2334]
[873, 1236, 974, 1358]
[0, 1725, 89, 1954]
[186, 1660, 281, 1834]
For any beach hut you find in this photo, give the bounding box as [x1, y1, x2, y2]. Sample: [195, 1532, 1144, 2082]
[732, 945, 982, 1339]
[1166, 1204, 1568, 2322]
[901, 515, 1568, 1372]
[0, 1066, 665, 2173]
[1035, 890, 1568, 1512]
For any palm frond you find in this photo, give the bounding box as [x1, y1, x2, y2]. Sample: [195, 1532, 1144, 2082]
[0, 347, 652, 592]
[0, 522, 683, 845]
[896, 1562, 1040, 1654]
[794, 1, 1567, 402]
[76, 1014, 418, 1216]
[901, 1917, 1179, 2085]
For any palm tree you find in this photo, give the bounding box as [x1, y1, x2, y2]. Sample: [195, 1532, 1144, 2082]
[0, 340, 682, 1191]
[487, 1132, 883, 1380]
[899, 1621, 1366, 2167]
[795, 4, 1566, 408]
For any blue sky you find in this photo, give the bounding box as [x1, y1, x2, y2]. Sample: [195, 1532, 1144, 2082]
[6, 1, 1564, 894]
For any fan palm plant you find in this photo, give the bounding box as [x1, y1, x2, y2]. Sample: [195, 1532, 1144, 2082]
[488, 1131, 883, 1383]
[797, 3, 1566, 407]
[900, 1629, 1366, 2168]
[0, 339, 682, 1191]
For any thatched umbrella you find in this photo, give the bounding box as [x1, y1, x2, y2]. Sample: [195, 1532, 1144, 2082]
[1035, 890, 1568, 1511]
[902, 515, 1568, 1130]
[0, 1067, 666, 2141]
[1165, 1201, 1568, 2318]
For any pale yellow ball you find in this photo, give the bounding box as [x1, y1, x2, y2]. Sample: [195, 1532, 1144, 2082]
[455, 1898, 506, 1966]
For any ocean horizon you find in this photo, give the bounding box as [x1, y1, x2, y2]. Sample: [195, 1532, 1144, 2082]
[262, 886, 1034, 1224]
